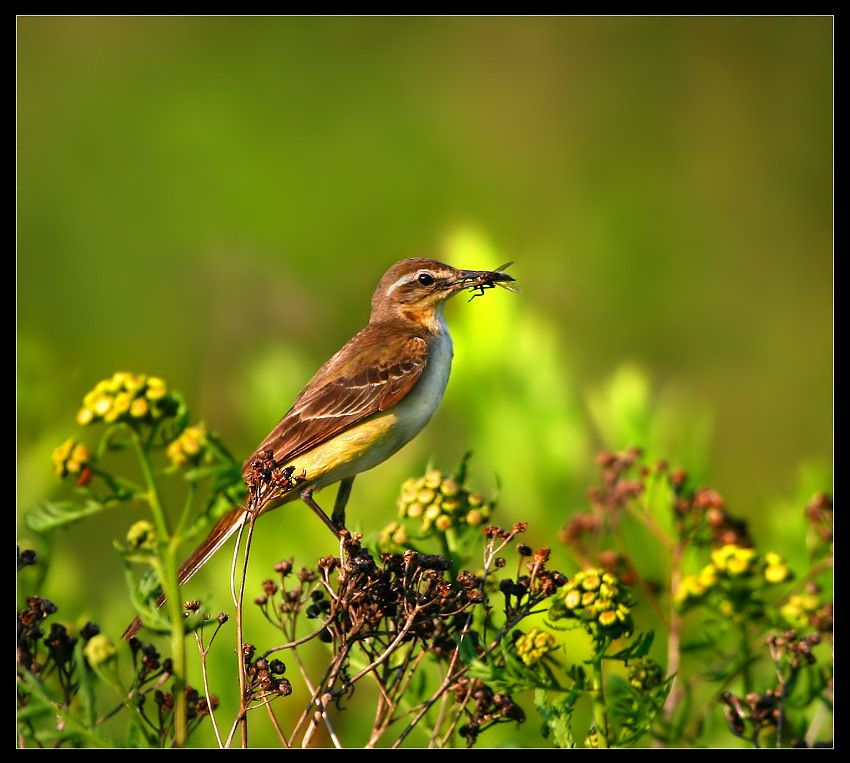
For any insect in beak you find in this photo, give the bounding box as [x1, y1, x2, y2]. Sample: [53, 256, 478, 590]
[453, 262, 521, 301]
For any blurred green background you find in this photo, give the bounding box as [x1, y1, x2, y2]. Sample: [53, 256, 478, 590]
[17, 16, 832, 747]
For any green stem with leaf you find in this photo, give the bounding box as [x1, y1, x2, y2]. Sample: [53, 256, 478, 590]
[133, 427, 187, 747]
[589, 645, 610, 748]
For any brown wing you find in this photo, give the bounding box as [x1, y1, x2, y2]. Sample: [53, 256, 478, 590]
[245, 329, 428, 474]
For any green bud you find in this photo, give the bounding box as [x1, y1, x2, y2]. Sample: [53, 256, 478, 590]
[84, 633, 116, 668]
[126, 520, 157, 550]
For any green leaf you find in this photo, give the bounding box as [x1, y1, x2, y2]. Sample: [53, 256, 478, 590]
[535, 688, 580, 748]
[25, 498, 115, 533]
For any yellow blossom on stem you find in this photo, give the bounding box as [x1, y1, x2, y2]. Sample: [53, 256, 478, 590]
[52, 439, 90, 479]
[76, 371, 180, 428]
[711, 544, 757, 576]
[166, 424, 209, 467]
[395, 462, 496, 536]
[763, 552, 791, 584]
[515, 627, 556, 666]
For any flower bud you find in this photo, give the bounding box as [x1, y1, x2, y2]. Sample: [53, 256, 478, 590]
[84, 633, 116, 668]
[126, 520, 157, 550]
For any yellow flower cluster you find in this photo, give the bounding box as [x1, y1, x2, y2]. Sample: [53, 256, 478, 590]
[675, 544, 791, 609]
[165, 424, 209, 467]
[396, 468, 493, 535]
[710, 544, 758, 576]
[555, 569, 634, 638]
[763, 552, 791, 584]
[780, 593, 821, 629]
[515, 627, 556, 666]
[51, 438, 90, 479]
[628, 658, 664, 691]
[378, 521, 410, 548]
[76, 372, 174, 427]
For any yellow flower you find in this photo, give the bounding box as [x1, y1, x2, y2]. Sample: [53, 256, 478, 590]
[780, 592, 820, 628]
[440, 478, 460, 497]
[598, 610, 618, 628]
[129, 397, 149, 418]
[467, 492, 484, 508]
[145, 377, 167, 400]
[424, 504, 442, 521]
[166, 425, 209, 467]
[697, 564, 719, 587]
[417, 488, 436, 505]
[516, 627, 556, 665]
[563, 588, 582, 609]
[466, 508, 484, 525]
[674, 574, 706, 606]
[391, 526, 408, 545]
[581, 571, 602, 591]
[92, 395, 112, 417]
[435, 514, 453, 532]
[396, 462, 495, 535]
[76, 406, 94, 425]
[52, 438, 90, 478]
[764, 552, 790, 584]
[711, 544, 756, 576]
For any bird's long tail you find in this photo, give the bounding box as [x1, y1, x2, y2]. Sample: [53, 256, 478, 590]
[122, 506, 248, 641]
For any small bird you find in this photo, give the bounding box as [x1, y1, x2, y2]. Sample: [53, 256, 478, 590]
[124, 257, 515, 639]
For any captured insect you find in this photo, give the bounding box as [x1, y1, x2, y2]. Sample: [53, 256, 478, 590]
[465, 261, 521, 301]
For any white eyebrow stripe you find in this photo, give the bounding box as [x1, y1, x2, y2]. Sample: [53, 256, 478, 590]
[385, 273, 414, 296]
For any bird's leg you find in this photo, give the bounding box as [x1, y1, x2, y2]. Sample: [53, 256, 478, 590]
[332, 476, 354, 529]
[300, 487, 343, 538]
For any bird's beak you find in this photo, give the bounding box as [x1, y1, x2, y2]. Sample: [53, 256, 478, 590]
[445, 262, 516, 295]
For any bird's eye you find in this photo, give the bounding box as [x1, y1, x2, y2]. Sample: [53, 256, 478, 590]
[416, 272, 435, 287]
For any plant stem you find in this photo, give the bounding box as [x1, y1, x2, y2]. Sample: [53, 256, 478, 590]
[133, 431, 187, 747]
[739, 623, 753, 696]
[590, 654, 610, 748]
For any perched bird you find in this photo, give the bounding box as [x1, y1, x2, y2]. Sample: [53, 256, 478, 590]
[124, 257, 515, 639]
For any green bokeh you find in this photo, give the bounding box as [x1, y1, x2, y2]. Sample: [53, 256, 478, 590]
[17, 16, 832, 748]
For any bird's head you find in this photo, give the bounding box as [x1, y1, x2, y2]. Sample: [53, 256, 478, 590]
[370, 257, 516, 330]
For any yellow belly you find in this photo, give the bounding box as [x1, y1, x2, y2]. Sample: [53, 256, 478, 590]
[288, 410, 408, 490]
[293, 321, 453, 491]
